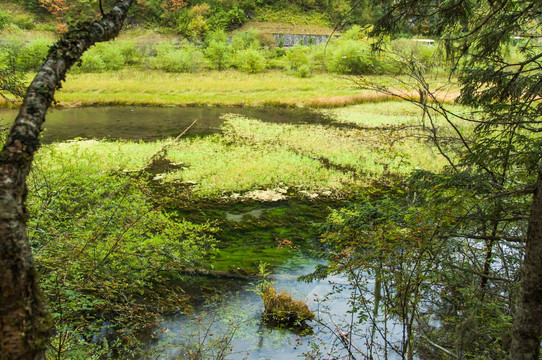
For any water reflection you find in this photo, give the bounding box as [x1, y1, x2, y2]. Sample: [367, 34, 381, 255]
[154, 259, 355, 360]
[0, 106, 333, 144]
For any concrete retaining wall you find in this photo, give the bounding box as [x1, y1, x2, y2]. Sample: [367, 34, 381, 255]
[273, 33, 340, 47]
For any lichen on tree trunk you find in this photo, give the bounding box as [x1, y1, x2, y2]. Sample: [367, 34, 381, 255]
[0, 1, 134, 358]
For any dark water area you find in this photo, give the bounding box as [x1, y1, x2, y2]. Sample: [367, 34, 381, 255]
[0, 106, 333, 143]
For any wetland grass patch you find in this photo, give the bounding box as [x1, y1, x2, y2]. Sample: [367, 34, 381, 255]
[220, 113, 447, 177]
[34, 101, 452, 199]
[55, 69, 366, 107]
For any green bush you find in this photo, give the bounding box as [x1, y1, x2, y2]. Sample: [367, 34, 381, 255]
[233, 48, 267, 73]
[115, 39, 143, 66]
[0, 40, 20, 71]
[78, 42, 126, 72]
[0, 9, 11, 31]
[230, 29, 262, 51]
[176, 5, 210, 41]
[16, 38, 52, 71]
[326, 40, 374, 74]
[11, 13, 35, 30]
[78, 51, 106, 72]
[149, 42, 205, 73]
[309, 43, 327, 71]
[208, 4, 247, 30]
[286, 45, 312, 77]
[28, 143, 218, 357]
[204, 38, 231, 70]
[96, 42, 126, 70]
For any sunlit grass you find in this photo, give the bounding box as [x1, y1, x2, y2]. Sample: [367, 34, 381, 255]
[33, 102, 456, 198]
[220, 114, 447, 177]
[56, 69, 368, 107]
[320, 102, 424, 127]
[0, 68, 459, 108]
[36, 137, 352, 197]
[165, 137, 352, 195]
[35, 140, 164, 172]
[43, 69, 455, 108]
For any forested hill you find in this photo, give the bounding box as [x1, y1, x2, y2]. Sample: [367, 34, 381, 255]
[0, 0, 429, 38]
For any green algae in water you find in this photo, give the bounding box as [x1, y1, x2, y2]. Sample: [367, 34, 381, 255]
[173, 199, 339, 273]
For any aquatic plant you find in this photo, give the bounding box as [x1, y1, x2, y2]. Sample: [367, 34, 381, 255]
[261, 285, 315, 332]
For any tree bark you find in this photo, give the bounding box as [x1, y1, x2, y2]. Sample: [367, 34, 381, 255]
[0, 1, 133, 359]
[510, 161, 542, 360]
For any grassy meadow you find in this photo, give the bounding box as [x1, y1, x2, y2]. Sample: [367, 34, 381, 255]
[56, 69, 387, 107]
[32, 102, 449, 199]
[0, 68, 458, 108]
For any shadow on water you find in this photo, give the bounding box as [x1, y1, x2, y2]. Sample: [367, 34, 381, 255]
[0, 106, 335, 143]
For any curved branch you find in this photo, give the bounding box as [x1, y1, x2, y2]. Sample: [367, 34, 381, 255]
[0, 1, 134, 359]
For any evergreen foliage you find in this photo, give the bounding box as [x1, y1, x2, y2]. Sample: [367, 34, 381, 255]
[307, 0, 542, 358]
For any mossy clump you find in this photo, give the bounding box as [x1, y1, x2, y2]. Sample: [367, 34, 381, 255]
[261, 285, 314, 333]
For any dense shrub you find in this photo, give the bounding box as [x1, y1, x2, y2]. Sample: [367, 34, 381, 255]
[233, 48, 267, 73]
[149, 41, 205, 73]
[308, 43, 327, 71]
[115, 39, 143, 66]
[28, 143, 218, 357]
[286, 45, 312, 77]
[96, 42, 125, 70]
[230, 29, 262, 51]
[78, 42, 126, 72]
[0, 9, 11, 31]
[11, 13, 35, 30]
[176, 4, 210, 41]
[204, 31, 231, 70]
[207, 4, 247, 30]
[326, 40, 374, 74]
[78, 51, 106, 72]
[16, 37, 52, 71]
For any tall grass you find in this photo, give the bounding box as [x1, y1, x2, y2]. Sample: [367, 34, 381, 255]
[33, 102, 454, 198]
[56, 69, 370, 107]
[29, 69, 456, 108]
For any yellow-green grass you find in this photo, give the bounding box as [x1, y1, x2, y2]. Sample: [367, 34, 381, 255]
[35, 137, 352, 197]
[1, 69, 457, 108]
[53, 69, 368, 107]
[33, 102, 453, 198]
[220, 114, 447, 177]
[322, 101, 476, 136]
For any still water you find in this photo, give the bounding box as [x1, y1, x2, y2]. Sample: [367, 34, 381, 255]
[0, 106, 332, 143]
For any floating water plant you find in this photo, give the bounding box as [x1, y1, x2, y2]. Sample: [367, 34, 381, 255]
[261, 285, 315, 334]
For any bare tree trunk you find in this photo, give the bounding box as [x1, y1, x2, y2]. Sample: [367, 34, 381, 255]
[0, 1, 133, 359]
[510, 161, 542, 360]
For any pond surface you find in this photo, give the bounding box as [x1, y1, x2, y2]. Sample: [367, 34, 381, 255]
[0, 106, 333, 143]
[154, 258, 356, 360]
[149, 200, 404, 360]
